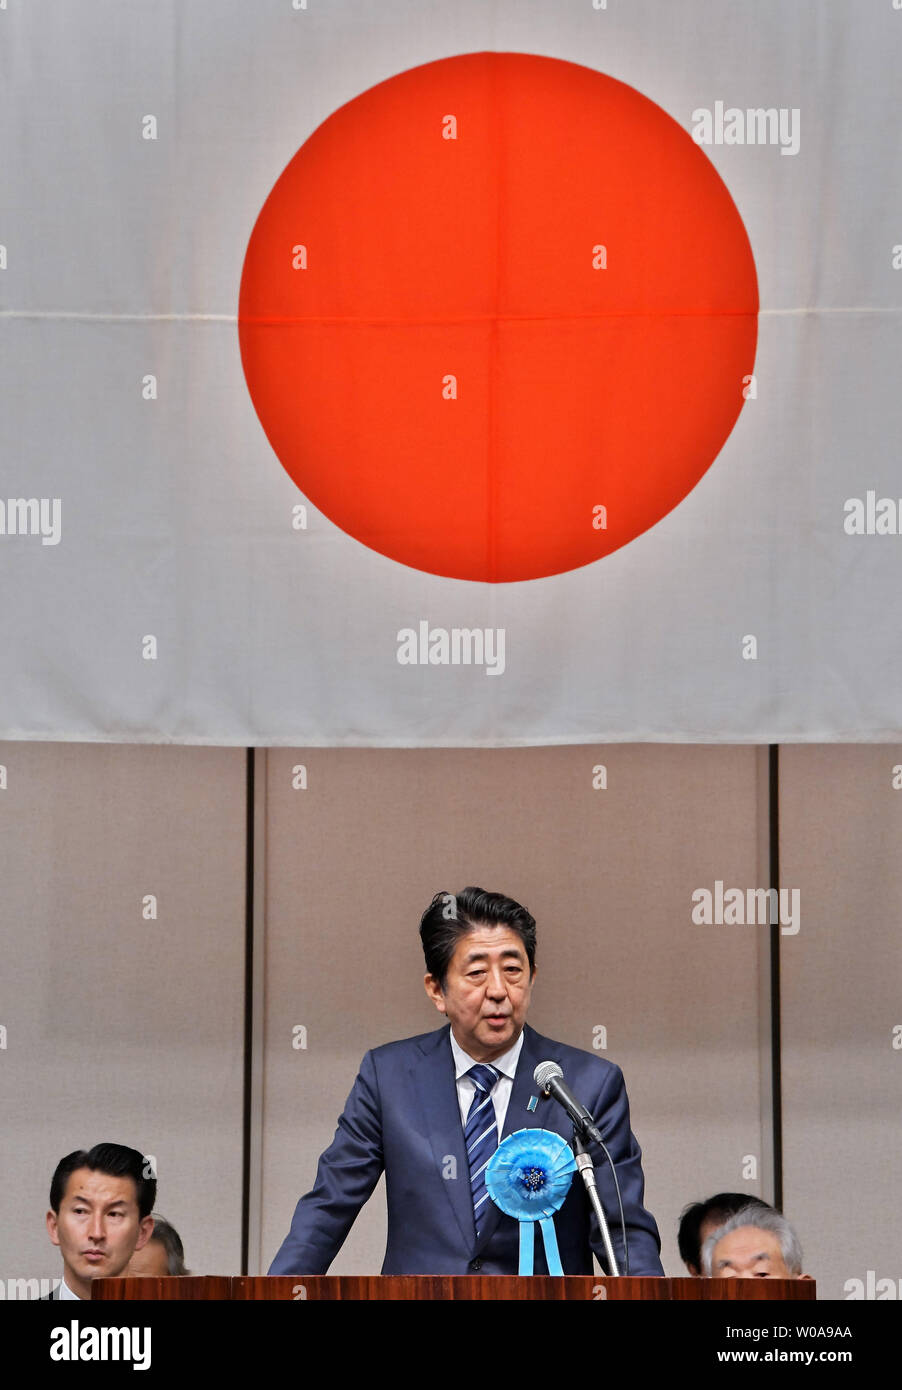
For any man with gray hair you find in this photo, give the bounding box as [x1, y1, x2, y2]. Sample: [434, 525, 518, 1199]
[702, 1204, 810, 1280]
[125, 1215, 189, 1278]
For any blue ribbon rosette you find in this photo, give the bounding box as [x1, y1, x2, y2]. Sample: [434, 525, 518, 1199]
[485, 1128, 577, 1276]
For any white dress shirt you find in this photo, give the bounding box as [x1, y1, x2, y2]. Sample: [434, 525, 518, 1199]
[449, 1028, 525, 1137]
[58, 1275, 81, 1300]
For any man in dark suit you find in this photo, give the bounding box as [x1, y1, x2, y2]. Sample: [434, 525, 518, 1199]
[270, 887, 663, 1276]
[43, 1142, 156, 1299]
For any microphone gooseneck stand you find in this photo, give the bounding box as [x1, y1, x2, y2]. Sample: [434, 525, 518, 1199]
[571, 1126, 620, 1277]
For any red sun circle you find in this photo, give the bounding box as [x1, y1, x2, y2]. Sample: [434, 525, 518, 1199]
[239, 52, 758, 583]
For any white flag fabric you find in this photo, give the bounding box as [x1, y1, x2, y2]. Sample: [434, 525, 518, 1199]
[1, 1, 900, 745]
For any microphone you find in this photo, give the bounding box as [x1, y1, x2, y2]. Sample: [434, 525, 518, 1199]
[533, 1059, 626, 1277]
[533, 1061, 598, 1138]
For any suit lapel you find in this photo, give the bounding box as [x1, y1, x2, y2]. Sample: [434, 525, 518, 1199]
[412, 1025, 476, 1252]
[474, 1024, 570, 1253]
[500, 1024, 564, 1141]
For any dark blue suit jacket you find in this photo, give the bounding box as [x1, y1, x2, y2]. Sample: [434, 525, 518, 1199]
[269, 1022, 663, 1276]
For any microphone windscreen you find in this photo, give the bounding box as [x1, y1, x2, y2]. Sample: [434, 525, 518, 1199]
[533, 1060, 563, 1091]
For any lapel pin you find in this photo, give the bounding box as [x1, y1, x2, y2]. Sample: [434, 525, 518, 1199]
[526, 1095, 539, 1113]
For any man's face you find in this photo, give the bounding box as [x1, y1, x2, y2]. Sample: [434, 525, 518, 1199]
[46, 1168, 153, 1295]
[424, 924, 535, 1062]
[126, 1238, 170, 1278]
[709, 1225, 793, 1279]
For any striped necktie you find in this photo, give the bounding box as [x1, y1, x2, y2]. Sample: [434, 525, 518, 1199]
[464, 1063, 501, 1234]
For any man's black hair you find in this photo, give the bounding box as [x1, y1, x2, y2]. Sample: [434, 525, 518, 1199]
[49, 1143, 156, 1220]
[420, 886, 537, 989]
[678, 1192, 771, 1272]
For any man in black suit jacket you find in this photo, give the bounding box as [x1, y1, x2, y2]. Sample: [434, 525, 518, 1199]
[270, 887, 663, 1276]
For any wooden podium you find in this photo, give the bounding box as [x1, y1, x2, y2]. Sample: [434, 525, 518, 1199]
[93, 1275, 816, 1301]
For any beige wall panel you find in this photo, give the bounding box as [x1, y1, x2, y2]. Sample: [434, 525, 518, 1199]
[260, 746, 768, 1277]
[0, 743, 246, 1291]
[780, 745, 902, 1300]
